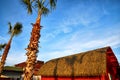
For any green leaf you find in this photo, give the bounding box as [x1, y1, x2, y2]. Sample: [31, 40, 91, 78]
[42, 6, 49, 16]
[49, 0, 57, 9]
[8, 22, 12, 34]
[0, 43, 6, 51]
[21, 0, 32, 14]
[13, 22, 23, 36]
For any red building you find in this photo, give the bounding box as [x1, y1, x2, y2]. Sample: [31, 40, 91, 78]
[39, 47, 119, 80]
[15, 60, 44, 75]
[0, 60, 44, 80]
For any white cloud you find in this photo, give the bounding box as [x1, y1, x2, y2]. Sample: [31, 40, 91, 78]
[5, 51, 26, 66]
[68, 33, 120, 50]
[39, 34, 120, 62]
[39, 49, 77, 62]
[30, 21, 120, 62]
[41, 4, 106, 42]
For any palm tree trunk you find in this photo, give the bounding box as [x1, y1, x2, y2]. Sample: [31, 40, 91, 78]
[0, 35, 13, 76]
[23, 13, 42, 80]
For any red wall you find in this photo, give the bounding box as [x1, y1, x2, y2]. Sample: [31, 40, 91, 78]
[41, 76, 106, 80]
[106, 48, 119, 80]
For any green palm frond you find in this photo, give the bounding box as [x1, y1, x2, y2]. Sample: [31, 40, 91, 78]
[21, 0, 32, 14]
[8, 22, 12, 34]
[0, 43, 6, 51]
[42, 6, 49, 16]
[21, 0, 57, 15]
[37, 0, 43, 9]
[49, 0, 57, 9]
[13, 22, 23, 36]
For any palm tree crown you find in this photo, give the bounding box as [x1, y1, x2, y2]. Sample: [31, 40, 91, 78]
[8, 22, 22, 37]
[21, 0, 57, 15]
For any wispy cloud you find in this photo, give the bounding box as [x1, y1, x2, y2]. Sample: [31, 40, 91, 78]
[40, 34, 120, 61]
[40, 27, 120, 62]
[5, 51, 26, 66]
[41, 2, 107, 43]
[0, 36, 7, 42]
[39, 49, 76, 61]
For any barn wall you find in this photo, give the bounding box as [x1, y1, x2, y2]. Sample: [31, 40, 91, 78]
[41, 76, 107, 80]
[106, 48, 119, 80]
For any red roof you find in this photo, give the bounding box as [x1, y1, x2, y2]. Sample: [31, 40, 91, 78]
[15, 60, 44, 75]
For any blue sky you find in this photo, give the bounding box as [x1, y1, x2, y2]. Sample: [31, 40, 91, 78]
[0, 0, 120, 66]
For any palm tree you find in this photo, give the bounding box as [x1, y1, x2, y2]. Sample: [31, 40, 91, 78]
[0, 22, 22, 76]
[21, 0, 57, 79]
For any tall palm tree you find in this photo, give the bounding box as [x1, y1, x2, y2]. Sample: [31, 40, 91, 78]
[21, 0, 57, 79]
[0, 22, 22, 75]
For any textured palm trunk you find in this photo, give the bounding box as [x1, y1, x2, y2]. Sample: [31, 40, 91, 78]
[23, 13, 41, 80]
[0, 35, 13, 76]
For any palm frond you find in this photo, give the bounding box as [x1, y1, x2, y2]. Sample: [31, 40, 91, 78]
[49, 0, 57, 9]
[36, 0, 43, 9]
[13, 22, 23, 36]
[8, 22, 12, 34]
[0, 43, 6, 51]
[36, 0, 52, 15]
[21, 0, 57, 16]
[42, 6, 49, 16]
[37, 1, 42, 9]
[21, 0, 33, 14]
